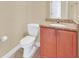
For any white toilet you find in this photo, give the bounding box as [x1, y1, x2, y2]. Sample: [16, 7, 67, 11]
[20, 24, 39, 58]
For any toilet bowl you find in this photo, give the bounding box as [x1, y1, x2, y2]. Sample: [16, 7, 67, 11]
[20, 36, 35, 57]
[20, 36, 35, 48]
[20, 23, 39, 58]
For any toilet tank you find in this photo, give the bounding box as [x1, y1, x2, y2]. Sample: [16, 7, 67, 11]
[27, 24, 39, 37]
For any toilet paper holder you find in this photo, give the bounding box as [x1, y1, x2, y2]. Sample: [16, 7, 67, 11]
[0, 36, 8, 42]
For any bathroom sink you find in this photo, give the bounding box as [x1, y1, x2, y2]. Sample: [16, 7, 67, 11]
[46, 18, 76, 24]
[41, 18, 78, 30]
[49, 23, 66, 27]
[49, 23, 77, 30]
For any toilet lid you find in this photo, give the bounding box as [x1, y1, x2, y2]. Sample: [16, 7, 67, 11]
[20, 36, 35, 45]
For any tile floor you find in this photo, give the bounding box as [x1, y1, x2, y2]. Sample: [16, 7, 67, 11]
[11, 48, 40, 58]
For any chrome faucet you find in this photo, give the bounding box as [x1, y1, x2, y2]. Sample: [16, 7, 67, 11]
[57, 19, 60, 23]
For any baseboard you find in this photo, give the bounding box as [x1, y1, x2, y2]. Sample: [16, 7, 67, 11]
[2, 44, 21, 58]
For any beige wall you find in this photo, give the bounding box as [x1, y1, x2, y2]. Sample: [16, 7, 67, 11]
[0, 1, 49, 57]
[61, 1, 79, 23]
[68, 1, 79, 24]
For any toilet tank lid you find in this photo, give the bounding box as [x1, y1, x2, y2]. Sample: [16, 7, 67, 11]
[27, 24, 39, 27]
[20, 36, 35, 45]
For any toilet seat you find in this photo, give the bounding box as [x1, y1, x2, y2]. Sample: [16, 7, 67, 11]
[20, 36, 35, 45]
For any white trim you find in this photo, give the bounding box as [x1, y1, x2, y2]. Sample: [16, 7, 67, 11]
[2, 44, 21, 58]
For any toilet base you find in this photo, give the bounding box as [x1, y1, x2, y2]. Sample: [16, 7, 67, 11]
[23, 46, 38, 58]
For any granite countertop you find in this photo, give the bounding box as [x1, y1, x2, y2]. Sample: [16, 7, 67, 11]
[40, 20, 79, 32]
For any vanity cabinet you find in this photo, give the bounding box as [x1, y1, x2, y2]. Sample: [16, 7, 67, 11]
[40, 27, 57, 58]
[40, 26, 77, 58]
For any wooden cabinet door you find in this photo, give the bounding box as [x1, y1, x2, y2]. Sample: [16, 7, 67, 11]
[57, 30, 77, 58]
[40, 27, 57, 58]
